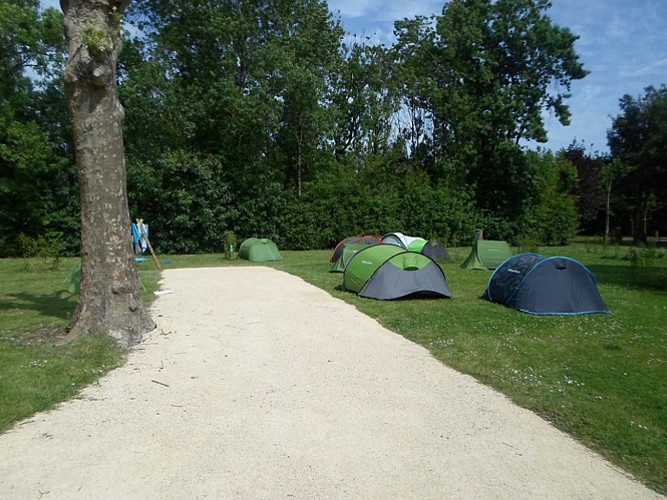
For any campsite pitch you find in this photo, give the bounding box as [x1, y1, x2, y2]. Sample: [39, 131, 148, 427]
[0, 267, 661, 499]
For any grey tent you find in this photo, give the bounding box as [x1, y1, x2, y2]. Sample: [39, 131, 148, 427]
[482, 253, 610, 315]
[421, 240, 450, 261]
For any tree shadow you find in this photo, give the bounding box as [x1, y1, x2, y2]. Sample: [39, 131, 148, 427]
[587, 264, 667, 294]
[1, 291, 76, 322]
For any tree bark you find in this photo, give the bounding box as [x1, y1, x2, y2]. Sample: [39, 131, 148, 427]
[61, 0, 155, 348]
[604, 177, 612, 244]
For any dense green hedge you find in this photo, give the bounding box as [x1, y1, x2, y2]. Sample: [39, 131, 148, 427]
[2, 150, 580, 257]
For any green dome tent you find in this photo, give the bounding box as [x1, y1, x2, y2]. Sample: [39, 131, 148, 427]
[238, 238, 282, 262]
[460, 240, 512, 270]
[343, 244, 452, 300]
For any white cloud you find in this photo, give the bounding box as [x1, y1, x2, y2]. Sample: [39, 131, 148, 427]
[630, 56, 667, 77]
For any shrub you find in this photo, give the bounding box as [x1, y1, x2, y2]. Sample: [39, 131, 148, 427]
[17, 231, 64, 269]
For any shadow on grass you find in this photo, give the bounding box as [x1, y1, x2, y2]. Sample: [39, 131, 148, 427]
[588, 264, 667, 293]
[1, 291, 76, 322]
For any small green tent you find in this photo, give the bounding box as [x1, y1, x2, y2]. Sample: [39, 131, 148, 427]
[460, 240, 512, 270]
[238, 238, 282, 262]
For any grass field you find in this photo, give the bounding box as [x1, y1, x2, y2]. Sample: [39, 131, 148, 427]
[1, 239, 665, 494]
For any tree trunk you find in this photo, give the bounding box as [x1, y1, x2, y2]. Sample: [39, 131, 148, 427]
[604, 177, 612, 243]
[61, 0, 154, 348]
[633, 198, 648, 245]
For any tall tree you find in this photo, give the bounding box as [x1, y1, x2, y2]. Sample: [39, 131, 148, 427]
[329, 40, 395, 161]
[599, 158, 630, 243]
[392, 0, 587, 223]
[60, 0, 154, 347]
[0, 1, 73, 256]
[267, 0, 344, 194]
[126, 0, 343, 200]
[564, 142, 605, 233]
[608, 85, 667, 243]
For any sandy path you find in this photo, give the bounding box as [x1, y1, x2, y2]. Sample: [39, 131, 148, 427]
[0, 267, 661, 499]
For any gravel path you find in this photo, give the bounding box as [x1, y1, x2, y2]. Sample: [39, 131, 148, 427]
[0, 267, 661, 499]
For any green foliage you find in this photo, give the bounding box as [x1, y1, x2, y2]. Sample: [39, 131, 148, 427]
[0, 115, 79, 257]
[223, 230, 237, 259]
[79, 24, 113, 56]
[608, 85, 667, 243]
[0, 2, 75, 258]
[130, 151, 236, 254]
[17, 231, 64, 269]
[624, 245, 665, 268]
[565, 142, 606, 228]
[388, 0, 588, 241]
[519, 150, 580, 245]
[0, 0, 608, 257]
[523, 195, 579, 245]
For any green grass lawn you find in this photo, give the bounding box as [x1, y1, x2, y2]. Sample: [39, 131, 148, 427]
[1, 239, 665, 494]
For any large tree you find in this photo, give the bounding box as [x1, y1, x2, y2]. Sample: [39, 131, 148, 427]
[564, 142, 605, 233]
[608, 85, 667, 243]
[0, 0, 74, 256]
[392, 0, 587, 220]
[60, 0, 154, 347]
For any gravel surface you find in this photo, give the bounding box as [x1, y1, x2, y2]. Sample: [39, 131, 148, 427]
[0, 266, 662, 499]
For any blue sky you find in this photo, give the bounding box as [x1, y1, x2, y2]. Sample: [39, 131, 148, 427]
[42, 0, 666, 154]
[327, 0, 667, 154]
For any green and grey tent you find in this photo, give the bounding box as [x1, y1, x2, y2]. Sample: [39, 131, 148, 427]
[238, 238, 282, 262]
[343, 244, 452, 300]
[460, 240, 512, 270]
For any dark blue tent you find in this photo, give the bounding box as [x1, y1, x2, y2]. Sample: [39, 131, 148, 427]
[482, 253, 610, 315]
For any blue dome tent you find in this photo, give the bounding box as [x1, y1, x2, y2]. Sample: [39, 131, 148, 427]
[482, 253, 610, 315]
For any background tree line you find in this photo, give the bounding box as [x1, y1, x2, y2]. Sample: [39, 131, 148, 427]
[1, 0, 666, 257]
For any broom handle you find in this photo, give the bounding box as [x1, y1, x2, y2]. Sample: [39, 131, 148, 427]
[137, 220, 161, 270]
[144, 234, 161, 270]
